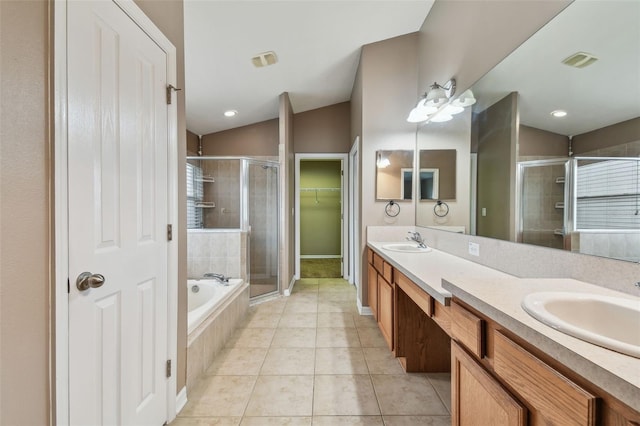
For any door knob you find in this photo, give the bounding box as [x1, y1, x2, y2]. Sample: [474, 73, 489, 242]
[76, 272, 106, 291]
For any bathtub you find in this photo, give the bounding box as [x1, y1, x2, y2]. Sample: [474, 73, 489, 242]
[187, 278, 245, 334]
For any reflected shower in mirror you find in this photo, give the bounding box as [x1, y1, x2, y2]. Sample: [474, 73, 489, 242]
[419, 149, 456, 200]
[376, 150, 414, 201]
[414, 0, 640, 262]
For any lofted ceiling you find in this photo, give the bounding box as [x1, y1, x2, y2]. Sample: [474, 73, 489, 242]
[184, 0, 433, 136]
[470, 0, 640, 137]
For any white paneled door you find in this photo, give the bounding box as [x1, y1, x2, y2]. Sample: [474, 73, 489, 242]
[67, 1, 169, 424]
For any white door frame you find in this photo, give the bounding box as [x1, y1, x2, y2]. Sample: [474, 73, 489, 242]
[348, 138, 360, 286]
[294, 153, 349, 280]
[54, 1, 179, 424]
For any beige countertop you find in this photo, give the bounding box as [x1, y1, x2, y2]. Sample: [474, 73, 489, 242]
[367, 241, 640, 412]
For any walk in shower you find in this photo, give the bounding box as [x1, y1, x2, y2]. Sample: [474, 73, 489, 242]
[186, 156, 280, 299]
[518, 157, 640, 262]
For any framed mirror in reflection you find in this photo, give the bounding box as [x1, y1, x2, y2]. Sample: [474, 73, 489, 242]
[376, 150, 414, 201]
[415, 0, 640, 263]
[419, 149, 456, 200]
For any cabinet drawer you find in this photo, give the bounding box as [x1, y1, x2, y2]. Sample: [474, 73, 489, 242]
[372, 252, 384, 274]
[451, 302, 484, 358]
[432, 301, 452, 337]
[367, 247, 373, 264]
[493, 331, 596, 426]
[395, 271, 432, 316]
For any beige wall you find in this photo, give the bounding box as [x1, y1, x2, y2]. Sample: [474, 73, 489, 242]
[476, 93, 518, 241]
[294, 102, 351, 153]
[279, 93, 295, 291]
[572, 117, 640, 156]
[0, 1, 51, 424]
[187, 130, 199, 156]
[134, 0, 187, 396]
[201, 119, 279, 157]
[519, 125, 568, 159]
[358, 33, 419, 307]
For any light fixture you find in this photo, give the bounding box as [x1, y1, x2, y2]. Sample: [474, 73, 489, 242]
[441, 104, 464, 116]
[424, 79, 456, 108]
[407, 79, 461, 123]
[224, 110, 238, 117]
[551, 110, 568, 118]
[430, 114, 453, 123]
[376, 152, 390, 168]
[451, 89, 477, 108]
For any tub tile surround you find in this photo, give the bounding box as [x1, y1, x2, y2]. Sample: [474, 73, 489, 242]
[187, 231, 248, 281]
[367, 225, 640, 411]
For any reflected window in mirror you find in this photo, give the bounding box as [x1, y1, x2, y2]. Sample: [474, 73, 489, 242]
[376, 150, 414, 201]
[419, 149, 456, 200]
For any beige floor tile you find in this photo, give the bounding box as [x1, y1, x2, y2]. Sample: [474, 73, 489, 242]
[353, 315, 378, 329]
[287, 292, 319, 302]
[313, 375, 380, 416]
[291, 285, 319, 294]
[317, 312, 355, 328]
[278, 313, 318, 328]
[283, 300, 318, 314]
[356, 328, 388, 348]
[206, 347, 268, 376]
[382, 415, 451, 426]
[316, 327, 361, 347]
[317, 300, 358, 313]
[240, 311, 281, 328]
[371, 375, 448, 416]
[362, 348, 405, 375]
[296, 278, 319, 285]
[427, 373, 452, 413]
[312, 416, 383, 425]
[226, 328, 276, 348]
[315, 347, 368, 375]
[180, 376, 257, 417]
[170, 417, 241, 426]
[317, 278, 351, 286]
[244, 376, 314, 417]
[240, 417, 312, 426]
[271, 327, 317, 348]
[260, 347, 316, 375]
[251, 299, 287, 314]
[318, 291, 356, 302]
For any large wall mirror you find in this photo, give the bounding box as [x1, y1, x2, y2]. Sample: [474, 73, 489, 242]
[416, 0, 640, 263]
[376, 150, 415, 201]
[419, 149, 456, 200]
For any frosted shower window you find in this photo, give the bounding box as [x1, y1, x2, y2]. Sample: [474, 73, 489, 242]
[186, 162, 204, 229]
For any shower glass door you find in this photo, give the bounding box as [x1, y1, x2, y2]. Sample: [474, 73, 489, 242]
[245, 160, 279, 298]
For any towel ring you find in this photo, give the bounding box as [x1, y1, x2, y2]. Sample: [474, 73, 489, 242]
[434, 200, 449, 217]
[385, 200, 400, 217]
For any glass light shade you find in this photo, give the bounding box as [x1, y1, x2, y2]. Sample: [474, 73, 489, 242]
[424, 86, 447, 108]
[407, 107, 428, 123]
[442, 104, 465, 115]
[416, 99, 439, 115]
[377, 158, 390, 168]
[430, 113, 453, 123]
[451, 89, 476, 107]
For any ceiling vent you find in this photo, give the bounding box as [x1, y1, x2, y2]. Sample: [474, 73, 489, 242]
[562, 52, 598, 69]
[251, 51, 278, 68]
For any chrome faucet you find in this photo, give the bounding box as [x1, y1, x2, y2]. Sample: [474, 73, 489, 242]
[407, 231, 427, 248]
[203, 272, 230, 285]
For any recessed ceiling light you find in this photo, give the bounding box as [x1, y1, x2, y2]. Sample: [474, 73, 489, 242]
[550, 110, 568, 118]
[224, 110, 238, 117]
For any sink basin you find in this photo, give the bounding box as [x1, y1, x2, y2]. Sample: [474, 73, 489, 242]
[381, 243, 431, 253]
[522, 292, 640, 358]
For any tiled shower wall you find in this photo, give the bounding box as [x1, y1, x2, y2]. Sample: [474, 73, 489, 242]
[187, 231, 248, 281]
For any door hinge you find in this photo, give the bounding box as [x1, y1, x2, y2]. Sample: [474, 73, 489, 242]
[67, 278, 70, 294]
[167, 224, 173, 241]
[166, 359, 172, 378]
[166, 84, 182, 105]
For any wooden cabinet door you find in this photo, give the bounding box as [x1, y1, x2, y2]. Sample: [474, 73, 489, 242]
[452, 342, 526, 426]
[367, 263, 378, 320]
[378, 276, 394, 350]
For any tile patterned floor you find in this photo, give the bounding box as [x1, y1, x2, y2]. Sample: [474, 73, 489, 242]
[173, 278, 451, 426]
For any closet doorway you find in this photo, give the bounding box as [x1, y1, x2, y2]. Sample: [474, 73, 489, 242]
[295, 154, 348, 280]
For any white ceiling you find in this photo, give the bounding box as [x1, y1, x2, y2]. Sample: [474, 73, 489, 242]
[184, 1, 433, 135]
[471, 0, 640, 137]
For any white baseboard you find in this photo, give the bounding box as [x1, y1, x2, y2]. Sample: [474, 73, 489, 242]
[176, 386, 188, 414]
[283, 276, 296, 296]
[357, 297, 373, 315]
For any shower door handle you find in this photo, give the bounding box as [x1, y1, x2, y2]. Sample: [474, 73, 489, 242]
[76, 272, 106, 291]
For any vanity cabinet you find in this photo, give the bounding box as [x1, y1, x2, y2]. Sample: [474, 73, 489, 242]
[451, 299, 639, 426]
[367, 249, 394, 350]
